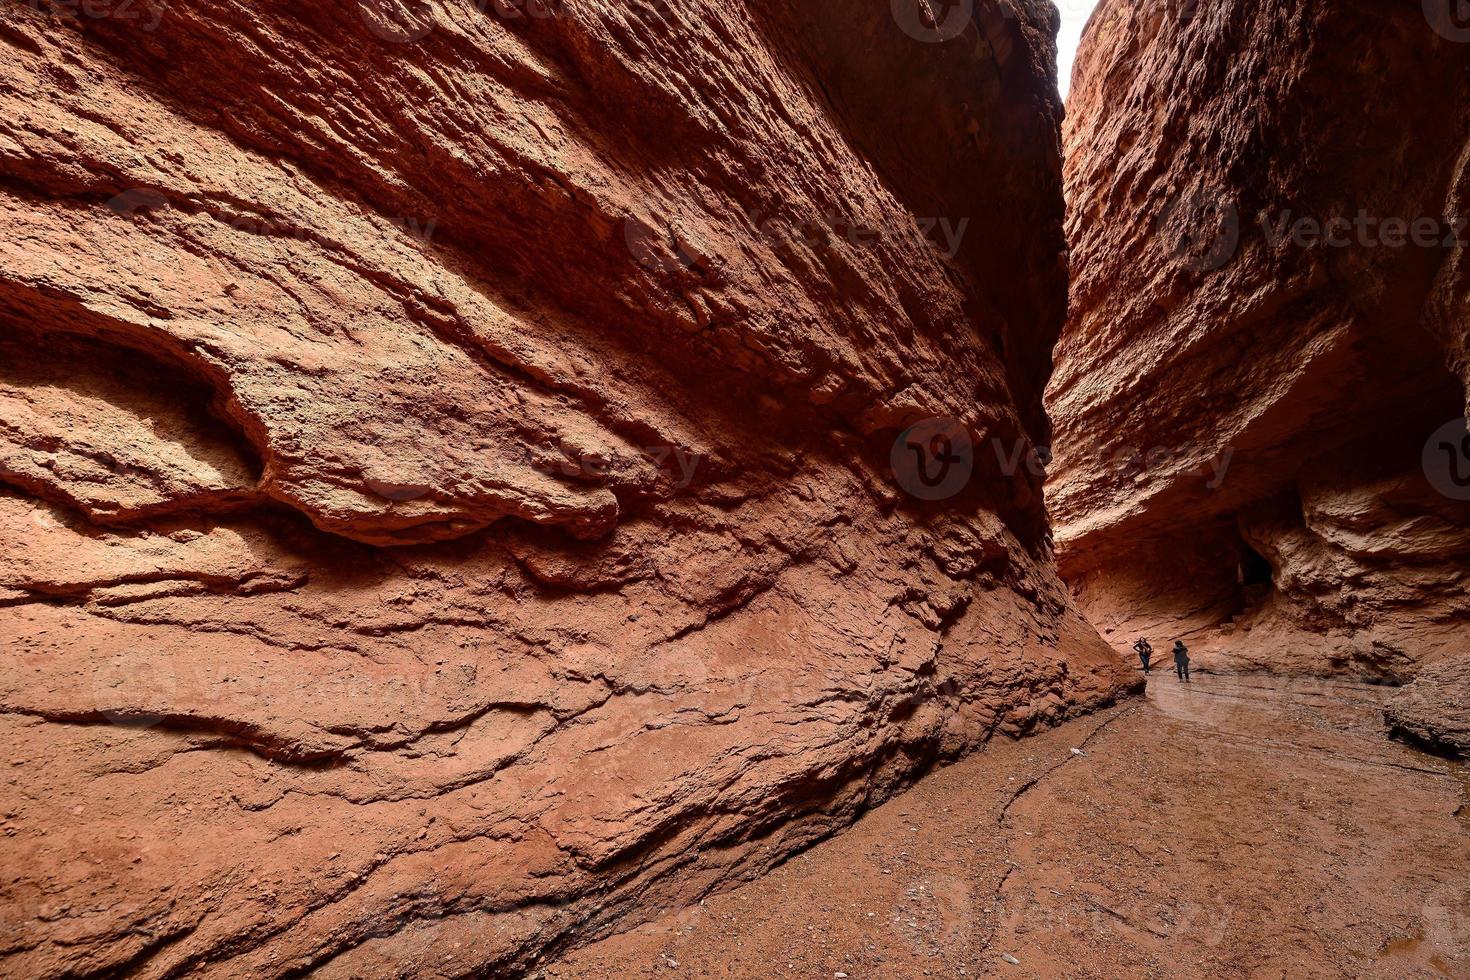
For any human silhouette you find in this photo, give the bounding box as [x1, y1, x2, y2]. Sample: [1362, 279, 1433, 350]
[1173, 640, 1191, 682]
[1132, 638, 1153, 674]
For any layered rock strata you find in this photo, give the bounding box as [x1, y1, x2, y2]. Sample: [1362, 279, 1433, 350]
[1386, 652, 1470, 759]
[1052, 0, 1470, 682]
[0, 2, 1128, 976]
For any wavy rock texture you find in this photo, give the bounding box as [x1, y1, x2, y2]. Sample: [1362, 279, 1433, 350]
[1051, 0, 1470, 684]
[0, 2, 1130, 975]
[1386, 652, 1470, 759]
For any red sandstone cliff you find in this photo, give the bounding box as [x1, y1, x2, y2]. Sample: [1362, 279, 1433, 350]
[1052, 0, 1470, 693]
[0, 2, 1129, 975]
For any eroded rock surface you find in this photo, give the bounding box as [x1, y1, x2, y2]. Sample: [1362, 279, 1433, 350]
[0, 2, 1129, 976]
[1387, 653, 1470, 759]
[1051, 0, 1470, 684]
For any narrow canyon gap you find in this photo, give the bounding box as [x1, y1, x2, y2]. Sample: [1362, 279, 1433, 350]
[0, 1, 1134, 976]
[1051, 0, 1470, 751]
[6, 0, 1468, 975]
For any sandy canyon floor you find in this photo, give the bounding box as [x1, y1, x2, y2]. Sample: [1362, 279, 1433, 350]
[547, 674, 1470, 979]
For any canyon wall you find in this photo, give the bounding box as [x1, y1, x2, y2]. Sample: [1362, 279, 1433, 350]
[0, 1, 1131, 975]
[1052, 0, 1470, 697]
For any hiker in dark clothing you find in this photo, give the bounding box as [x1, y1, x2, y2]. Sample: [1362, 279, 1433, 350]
[1173, 640, 1191, 682]
[1133, 638, 1153, 674]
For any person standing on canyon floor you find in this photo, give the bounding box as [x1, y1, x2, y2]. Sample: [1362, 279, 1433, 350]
[1173, 640, 1191, 683]
[1133, 637, 1153, 675]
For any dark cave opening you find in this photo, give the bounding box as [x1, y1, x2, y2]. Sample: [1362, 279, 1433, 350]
[1238, 540, 1273, 589]
[1227, 531, 1277, 621]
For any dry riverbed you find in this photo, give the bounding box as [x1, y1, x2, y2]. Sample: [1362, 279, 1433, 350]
[545, 673, 1470, 978]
